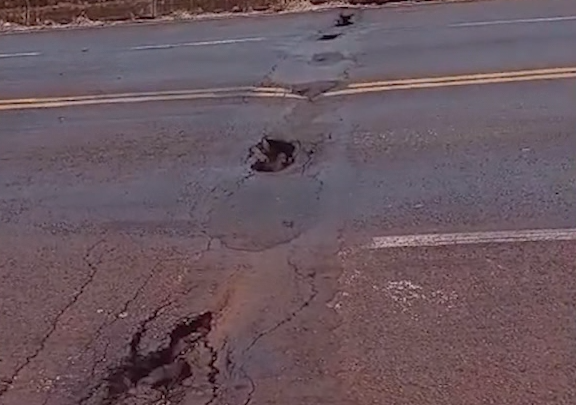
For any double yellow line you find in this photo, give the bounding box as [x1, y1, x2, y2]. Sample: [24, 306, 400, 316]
[323, 66, 576, 97]
[0, 86, 303, 111]
[1, 67, 575, 111]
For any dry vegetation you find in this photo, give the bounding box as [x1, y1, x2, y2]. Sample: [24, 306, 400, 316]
[0, 0, 425, 28]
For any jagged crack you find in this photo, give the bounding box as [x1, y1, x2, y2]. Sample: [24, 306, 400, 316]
[0, 240, 106, 399]
[100, 311, 213, 405]
[238, 256, 318, 404]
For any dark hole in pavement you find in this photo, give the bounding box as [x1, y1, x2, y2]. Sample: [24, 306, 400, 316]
[318, 33, 340, 41]
[336, 13, 353, 27]
[292, 80, 339, 99]
[0, 378, 10, 395]
[103, 312, 212, 404]
[312, 52, 346, 65]
[250, 138, 296, 172]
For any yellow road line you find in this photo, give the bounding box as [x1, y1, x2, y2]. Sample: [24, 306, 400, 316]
[0, 86, 291, 105]
[344, 66, 576, 89]
[324, 71, 576, 97]
[2, 67, 575, 110]
[0, 87, 304, 111]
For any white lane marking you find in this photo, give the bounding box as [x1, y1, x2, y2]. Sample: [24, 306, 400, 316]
[368, 228, 576, 249]
[0, 52, 41, 59]
[130, 37, 265, 51]
[450, 15, 576, 28]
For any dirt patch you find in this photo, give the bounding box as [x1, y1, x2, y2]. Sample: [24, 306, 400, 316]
[0, 1, 469, 28]
[0, 0, 351, 27]
[0, 0, 287, 25]
[249, 138, 296, 173]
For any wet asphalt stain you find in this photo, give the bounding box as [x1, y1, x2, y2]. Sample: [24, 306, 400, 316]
[101, 312, 217, 404]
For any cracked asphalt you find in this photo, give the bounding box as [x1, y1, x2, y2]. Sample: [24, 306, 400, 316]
[2, 0, 576, 404]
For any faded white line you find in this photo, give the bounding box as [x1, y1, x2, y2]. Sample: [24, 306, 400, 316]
[0, 52, 41, 59]
[368, 228, 576, 249]
[130, 37, 265, 51]
[450, 15, 576, 28]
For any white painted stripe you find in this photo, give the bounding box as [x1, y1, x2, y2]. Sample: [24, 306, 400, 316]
[0, 52, 41, 59]
[450, 15, 576, 28]
[369, 228, 576, 249]
[130, 37, 265, 51]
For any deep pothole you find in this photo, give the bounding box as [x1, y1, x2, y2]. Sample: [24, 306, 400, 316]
[336, 13, 353, 27]
[318, 33, 341, 41]
[249, 138, 296, 173]
[101, 312, 214, 404]
[291, 80, 339, 99]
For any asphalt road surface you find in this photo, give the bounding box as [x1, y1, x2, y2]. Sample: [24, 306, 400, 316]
[1, 0, 576, 404]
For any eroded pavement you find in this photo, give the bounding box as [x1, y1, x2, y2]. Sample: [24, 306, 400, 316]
[2, 2, 576, 404]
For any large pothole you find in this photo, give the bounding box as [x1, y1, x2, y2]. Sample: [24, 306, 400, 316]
[318, 33, 341, 41]
[336, 13, 353, 27]
[249, 138, 296, 173]
[100, 312, 216, 405]
[291, 81, 339, 99]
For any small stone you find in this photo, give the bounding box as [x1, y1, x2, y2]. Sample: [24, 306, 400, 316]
[140, 360, 191, 388]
